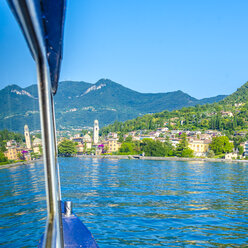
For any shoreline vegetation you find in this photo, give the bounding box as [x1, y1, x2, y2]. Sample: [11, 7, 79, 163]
[0, 158, 42, 170]
[2, 155, 248, 171]
[76, 154, 248, 163]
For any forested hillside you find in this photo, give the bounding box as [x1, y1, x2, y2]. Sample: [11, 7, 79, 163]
[101, 82, 248, 135]
[0, 79, 226, 132]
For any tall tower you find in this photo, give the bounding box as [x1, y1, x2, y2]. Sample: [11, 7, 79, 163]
[93, 120, 99, 145]
[24, 124, 32, 149]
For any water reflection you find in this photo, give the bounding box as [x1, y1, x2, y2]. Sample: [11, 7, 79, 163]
[0, 162, 46, 247]
[1, 158, 248, 247]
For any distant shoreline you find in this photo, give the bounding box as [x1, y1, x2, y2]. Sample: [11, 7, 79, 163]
[1, 155, 247, 170]
[76, 154, 248, 164]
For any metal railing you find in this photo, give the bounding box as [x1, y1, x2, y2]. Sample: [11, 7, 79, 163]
[7, 1, 65, 247]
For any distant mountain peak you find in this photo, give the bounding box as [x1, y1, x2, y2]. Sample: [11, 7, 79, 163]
[96, 78, 124, 88]
[96, 78, 113, 84]
[11, 89, 38, 99]
[81, 83, 107, 96]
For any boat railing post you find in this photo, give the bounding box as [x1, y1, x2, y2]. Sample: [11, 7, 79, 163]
[37, 57, 64, 248]
[6, 1, 64, 247]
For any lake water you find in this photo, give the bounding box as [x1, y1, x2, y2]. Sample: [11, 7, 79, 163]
[0, 158, 248, 247]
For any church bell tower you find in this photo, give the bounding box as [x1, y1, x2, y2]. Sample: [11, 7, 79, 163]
[24, 124, 32, 149]
[93, 120, 99, 145]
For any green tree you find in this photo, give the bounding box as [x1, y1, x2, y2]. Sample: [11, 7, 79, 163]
[181, 148, 194, 157]
[175, 133, 194, 157]
[119, 142, 136, 154]
[209, 136, 234, 155]
[118, 134, 124, 143]
[0, 142, 7, 152]
[140, 138, 173, 157]
[81, 129, 88, 136]
[207, 150, 215, 158]
[238, 145, 244, 155]
[17, 152, 24, 160]
[0, 152, 8, 162]
[39, 144, 43, 155]
[31, 152, 39, 160]
[35, 133, 42, 139]
[58, 139, 77, 157]
[125, 136, 133, 142]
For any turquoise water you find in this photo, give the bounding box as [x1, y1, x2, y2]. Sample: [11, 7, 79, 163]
[0, 158, 248, 247]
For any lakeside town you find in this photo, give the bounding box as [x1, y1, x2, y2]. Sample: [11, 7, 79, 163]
[2, 117, 248, 165]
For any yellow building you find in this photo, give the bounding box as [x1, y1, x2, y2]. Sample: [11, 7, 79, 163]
[33, 146, 41, 154]
[4, 147, 19, 160]
[188, 139, 211, 157]
[106, 139, 121, 153]
[32, 138, 42, 155]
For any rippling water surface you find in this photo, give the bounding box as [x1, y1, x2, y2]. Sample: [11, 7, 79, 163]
[0, 158, 248, 247]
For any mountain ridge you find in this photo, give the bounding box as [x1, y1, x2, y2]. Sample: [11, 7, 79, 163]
[0, 78, 227, 132]
[101, 81, 248, 135]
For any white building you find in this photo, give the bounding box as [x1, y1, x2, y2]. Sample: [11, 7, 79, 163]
[6, 140, 17, 147]
[24, 125, 32, 149]
[32, 137, 42, 154]
[83, 133, 92, 149]
[93, 120, 99, 144]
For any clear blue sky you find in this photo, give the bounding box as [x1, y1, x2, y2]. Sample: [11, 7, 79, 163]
[0, 0, 248, 98]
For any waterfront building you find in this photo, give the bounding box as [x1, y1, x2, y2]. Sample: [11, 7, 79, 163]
[24, 125, 32, 149]
[188, 139, 211, 157]
[32, 137, 42, 154]
[225, 153, 238, 160]
[83, 133, 92, 143]
[105, 139, 121, 153]
[93, 120, 99, 144]
[83, 133, 92, 149]
[4, 147, 19, 160]
[76, 143, 84, 154]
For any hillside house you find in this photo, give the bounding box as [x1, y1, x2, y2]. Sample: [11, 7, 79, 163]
[188, 139, 211, 157]
[221, 111, 233, 117]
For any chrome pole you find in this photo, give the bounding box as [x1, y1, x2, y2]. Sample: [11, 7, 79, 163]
[37, 57, 63, 248]
[6, 1, 64, 247]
